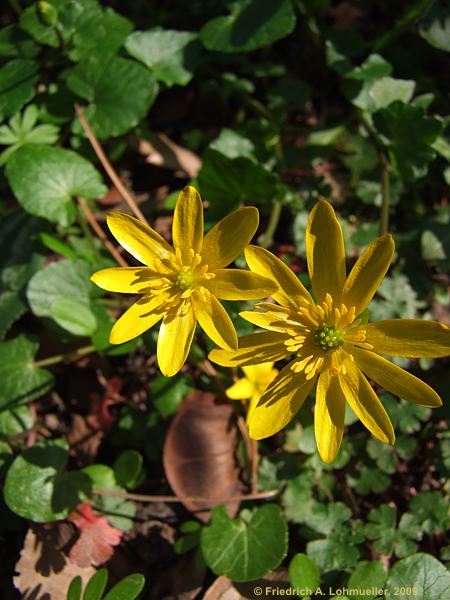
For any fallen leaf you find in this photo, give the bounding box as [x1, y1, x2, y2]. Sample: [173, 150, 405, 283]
[87, 375, 124, 432]
[68, 501, 123, 567]
[163, 391, 241, 522]
[14, 526, 95, 599]
[137, 133, 202, 177]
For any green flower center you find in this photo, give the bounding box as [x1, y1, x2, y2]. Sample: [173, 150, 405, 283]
[314, 325, 344, 352]
[176, 270, 195, 290]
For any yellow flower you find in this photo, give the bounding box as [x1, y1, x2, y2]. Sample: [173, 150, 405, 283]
[91, 186, 276, 377]
[226, 362, 279, 420]
[210, 200, 450, 463]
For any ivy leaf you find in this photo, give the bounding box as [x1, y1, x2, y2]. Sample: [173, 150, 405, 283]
[306, 537, 360, 572]
[0, 291, 26, 341]
[209, 128, 257, 161]
[50, 298, 97, 337]
[0, 404, 33, 435]
[0, 336, 54, 409]
[0, 59, 38, 121]
[7, 145, 106, 226]
[4, 439, 91, 522]
[201, 504, 288, 582]
[67, 55, 158, 139]
[365, 505, 421, 558]
[197, 148, 280, 218]
[200, 0, 296, 53]
[347, 465, 390, 495]
[373, 102, 442, 182]
[409, 492, 450, 535]
[386, 554, 450, 599]
[125, 28, 200, 87]
[419, 1, 450, 53]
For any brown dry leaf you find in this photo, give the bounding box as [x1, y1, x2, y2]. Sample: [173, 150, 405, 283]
[204, 570, 291, 600]
[138, 133, 202, 177]
[14, 526, 95, 599]
[163, 391, 241, 522]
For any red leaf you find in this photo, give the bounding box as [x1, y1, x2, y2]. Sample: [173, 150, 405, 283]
[68, 502, 123, 568]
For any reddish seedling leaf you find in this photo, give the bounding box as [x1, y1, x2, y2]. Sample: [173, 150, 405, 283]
[68, 502, 123, 567]
[163, 391, 241, 522]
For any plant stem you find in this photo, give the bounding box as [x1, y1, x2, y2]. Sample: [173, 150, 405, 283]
[7, 0, 21, 15]
[93, 487, 280, 505]
[259, 200, 282, 248]
[75, 104, 149, 225]
[77, 204, 102, 263]
[77, 197, 128, 266]
[34, 345, 96, 367]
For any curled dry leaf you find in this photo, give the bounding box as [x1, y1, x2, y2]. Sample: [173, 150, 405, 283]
[163, 391, 241, 522]
[14, 526, 95, 599]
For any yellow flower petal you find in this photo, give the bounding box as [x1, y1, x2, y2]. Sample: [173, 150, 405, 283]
[365, 319, 450, 357]
[90, 267, 161, 293]
[206, 269, 277, 300]
[157, 304, 197, 377]
[315, 370, 345, 464]
[208, 331, 290, 367]
[193, 291, 237, 351]
[342, 234, 394, 315]
[226, 378, 255, 400]
[109, 292, 168, 344]
[172, 186, 203, 258]
[201, 206, 259, 269]
[242, 362, 276, 380]
[306, 200, 346, 305]
[339, 361, 395, 445]
[107, 212, 173, 265]
[240, 307, 299, 333]
[247, 362, 316, 440]
[245, 245, 313, 309]
[351, 346, 442, 408]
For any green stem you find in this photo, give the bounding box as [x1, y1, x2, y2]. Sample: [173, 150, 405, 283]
[7, 0, 21, 15]
[34, 345, 96, 368]
[260, 200, 283, 248]
[379, 154, 390, 236]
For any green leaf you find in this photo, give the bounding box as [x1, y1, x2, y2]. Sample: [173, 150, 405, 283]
[67, 55, 158, 139]
[386, 554, 450, 599]
[125, 28, 200, 86]
[50, 298, 97, 336]
[7, 145, 106, 226]
[27, 259, 96, 334]
[0, 24, 39, 59]
[0, 59, 38, 121]
[83, 464, 117, 490]
[365, 505, 420, 558]
[103, 573, 145, 600]
[200, 0, 296, 53]
[373, 102, 442, 182]
[4, 439, 91, 521]
[289, 553, 320, 594]
[0, 291, 27, 340]
[197, 148, 280, 218]
[151, 373, 194, 417]
[0, 439, 13, 475]
[201, 504, 288, 582]
[84, 569, 108, 600]
[0, 404, 33, 435]
[419, 1, 450, 53]
[66, 575, 82, 600]
[94, 492, 136, 532]
[114, 450, 144, 490]
[347, 561, 387, 600]
[307, 537, 360, 571]
[0, 336, 54, 409]
[209, 128, 257, 161]
[409, 492, 450, 534]
[20, 0, 62, 48]
[347, 77, 415, 113]
[347, 465, 390, 494]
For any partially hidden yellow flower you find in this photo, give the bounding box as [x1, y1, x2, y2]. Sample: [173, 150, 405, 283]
[225, 362, 279, 421]
[91, 186, 277, 377]
[210, 200, 450, 463]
